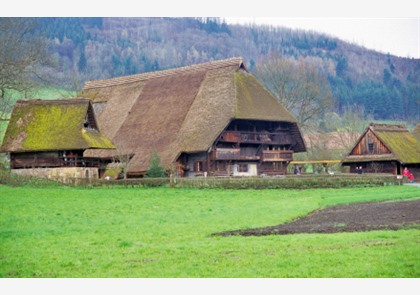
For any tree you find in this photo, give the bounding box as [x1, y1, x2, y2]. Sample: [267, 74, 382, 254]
[146, 150, 166, 178]
[253, 54, 334, 129]
[0, 18, 53, 121]
[78, 48, 87, 73]
[113, 147, 134, 180]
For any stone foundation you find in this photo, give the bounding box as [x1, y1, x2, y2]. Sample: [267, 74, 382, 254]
[12, 167, 99, 183]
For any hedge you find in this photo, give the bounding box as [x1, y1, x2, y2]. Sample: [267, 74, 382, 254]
[63, 174, 400, 189]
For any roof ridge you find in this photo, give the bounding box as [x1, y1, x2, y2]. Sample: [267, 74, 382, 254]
[16, 98, 89, 105]
[83, 57, 244, 89]
[369, 123, 408, 132]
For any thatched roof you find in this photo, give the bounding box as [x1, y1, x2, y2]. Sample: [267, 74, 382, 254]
[0, 99, 115, 153]
[412, 123, 420, 142]
[342, 123, 420, 164]
[82, 57, 305, 175]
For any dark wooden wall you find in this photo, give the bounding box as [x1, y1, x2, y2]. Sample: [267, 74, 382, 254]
[11, 152, 61, 169]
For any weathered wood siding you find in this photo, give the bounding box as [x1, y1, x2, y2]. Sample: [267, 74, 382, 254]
[11, 152, 61, 169]
[350, 130, 391, 155]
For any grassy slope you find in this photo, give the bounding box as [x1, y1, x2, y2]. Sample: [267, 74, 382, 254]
[0, 185, 419, 278]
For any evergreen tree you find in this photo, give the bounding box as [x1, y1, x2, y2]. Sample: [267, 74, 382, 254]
[78, 49, 87, 72]
[146, 151, 166, 178]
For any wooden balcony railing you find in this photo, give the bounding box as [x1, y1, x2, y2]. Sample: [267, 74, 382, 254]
[261, 150, 293, 162]
[211, 148, 260, 161]
[11, 156, 104, 169]
[211, 148, 293, 162]
[219, 131, 293, 145]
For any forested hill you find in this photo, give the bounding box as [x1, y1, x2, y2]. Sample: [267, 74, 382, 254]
[37, 17, 419, 121]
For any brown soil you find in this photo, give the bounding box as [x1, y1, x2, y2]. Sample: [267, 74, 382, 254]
[213, 199, 420, 236]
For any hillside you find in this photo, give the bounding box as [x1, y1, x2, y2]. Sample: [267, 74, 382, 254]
[7, 17, 420, 122]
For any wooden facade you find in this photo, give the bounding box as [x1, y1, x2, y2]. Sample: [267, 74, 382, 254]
[10, 150, 103, 169]
[177, 119, 298, 177]
[342, 124, 420, 177]
[349, 129, 391, 156]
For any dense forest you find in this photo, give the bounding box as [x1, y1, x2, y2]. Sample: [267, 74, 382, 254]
[7, 17, 420, 123]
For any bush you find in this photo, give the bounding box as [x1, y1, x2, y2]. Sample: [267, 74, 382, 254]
[8, 173, 398, 190]
[145, 151, 166, 178]
[0, 169, 61, 187]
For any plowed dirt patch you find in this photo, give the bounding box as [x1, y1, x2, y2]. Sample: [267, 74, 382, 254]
[213, 199, 420, 236]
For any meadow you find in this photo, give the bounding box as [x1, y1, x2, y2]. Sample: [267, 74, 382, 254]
[1, 185, 419, 278]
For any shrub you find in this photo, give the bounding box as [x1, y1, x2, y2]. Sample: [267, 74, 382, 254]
[145, 150, 166, 178]
[0, 169, 61, 187]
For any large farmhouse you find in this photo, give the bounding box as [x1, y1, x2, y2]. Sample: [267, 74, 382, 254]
[341, 123, 420, 178]
[0, 99, 115, 179]
[81, 57, 306, 177]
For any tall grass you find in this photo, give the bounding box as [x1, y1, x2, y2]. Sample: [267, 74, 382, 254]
[1, 185, 419, 278]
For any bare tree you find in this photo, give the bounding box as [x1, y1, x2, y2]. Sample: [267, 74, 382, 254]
[253, 54, 334, 129]
[0, 18, 53, 121]
[112, 147, 135, 180]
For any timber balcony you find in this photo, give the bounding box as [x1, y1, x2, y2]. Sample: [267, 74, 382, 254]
[11, 155, 103, 169]
[210, 148, 293, 162]
[219, 131, 293, 145]
[260, 150, 293, 162]
[210, 148, 260, 161]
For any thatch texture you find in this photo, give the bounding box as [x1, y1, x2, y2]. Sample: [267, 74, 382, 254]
[412, 123, 420, 142]
[342, 123, 420, 164]
[82, 57, 305, 175]
[0, 99, 115, 152]
[235, 71, 297, 122]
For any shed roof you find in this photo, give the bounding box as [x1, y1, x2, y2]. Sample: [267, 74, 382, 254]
[82, 57, 305, 174]
[0, 99, 115, 152]
[412, 123, 420, 142]
[342, 123, 420, 164]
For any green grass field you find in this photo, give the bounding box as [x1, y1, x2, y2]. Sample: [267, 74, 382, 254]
[1, 185, 419, 278]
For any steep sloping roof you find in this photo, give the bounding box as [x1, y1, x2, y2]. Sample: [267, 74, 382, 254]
[0, 99, 115, 152]
[342, 123, 420, 164]
[82, 57, 306, 174]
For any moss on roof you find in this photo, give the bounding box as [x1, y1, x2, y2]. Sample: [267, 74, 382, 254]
[412, 123, 420, 142]
[374, 129, 420, 164]
[342, 123, 420, 164]
[235, 71, 297, 123]
[0, 99, 115, 152]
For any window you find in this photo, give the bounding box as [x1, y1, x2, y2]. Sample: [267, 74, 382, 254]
[238, 164, 248, 172]
[367, 134, 374, 153]
[84, 115, 90, 128]
[194, 161, 204, 172]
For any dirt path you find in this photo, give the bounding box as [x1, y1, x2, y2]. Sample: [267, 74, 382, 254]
[213, 199, 420, 236]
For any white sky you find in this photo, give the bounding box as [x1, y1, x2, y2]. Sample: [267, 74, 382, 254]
[4, 0, 420, 59]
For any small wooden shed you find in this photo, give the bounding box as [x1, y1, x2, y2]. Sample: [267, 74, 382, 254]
[0, 99, 115, 177]
[341, 123, 420, 178]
